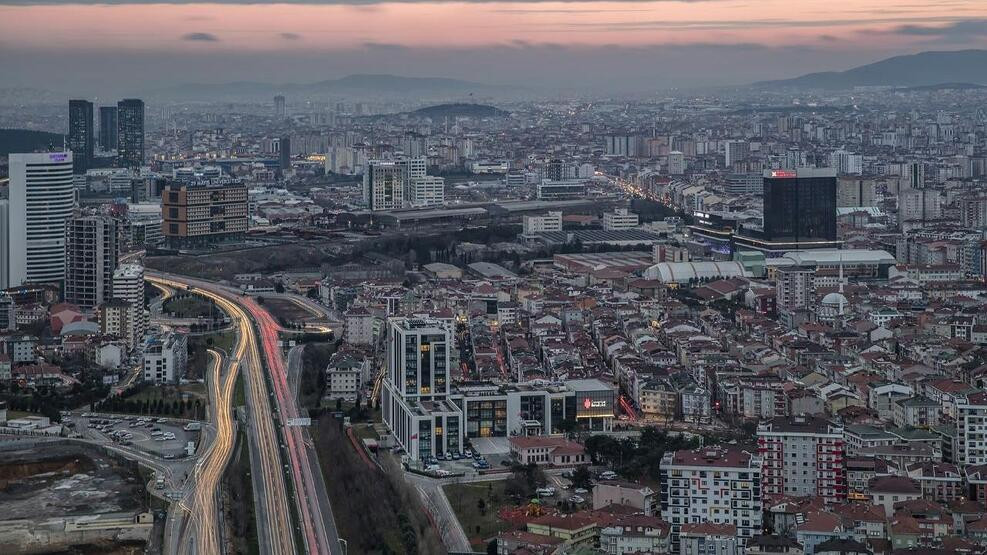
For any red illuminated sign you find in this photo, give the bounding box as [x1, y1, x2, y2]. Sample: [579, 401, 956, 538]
[583, 398, 592, 409]
[770, 170, 797, 178]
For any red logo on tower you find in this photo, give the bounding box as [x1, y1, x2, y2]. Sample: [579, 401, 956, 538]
[583, 398, 592, 409]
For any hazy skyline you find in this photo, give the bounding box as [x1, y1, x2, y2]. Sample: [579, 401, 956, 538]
[3, 0, 987, 96]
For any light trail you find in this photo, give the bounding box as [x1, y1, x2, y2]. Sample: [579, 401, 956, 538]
[148, 276, 296, 555]
[241, 296, 334, 555]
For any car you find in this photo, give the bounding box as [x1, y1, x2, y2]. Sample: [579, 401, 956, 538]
[163, 454, 175, 460]
[574, 488, 588, 494]
[452, 452, 462, 460]
[463, 449, 473, 458]
[535, 487, 555, 497]
[445, 452, 453, 460]
[155, 437, 167, 442]
[436, 453, 446, 461]
[568, 495, 585, 504]
[599, 471, 617, 480]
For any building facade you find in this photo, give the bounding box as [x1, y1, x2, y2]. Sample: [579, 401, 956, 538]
[161, 179, 249, 248]
[117, 99, 145, 169]
[143, 332, 188, 383]
[757, 416, 847, 505]
[660, 447, 763, 551]
[2, 152, 75, 289]
[65, 216, 119, 310]
[68, 99, 94, 174]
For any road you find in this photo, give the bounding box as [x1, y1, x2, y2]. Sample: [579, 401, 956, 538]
[170, 348, 240, 555]
[404, 472, 471, 552]
[286, 345, 342, 555]
[148, 275, 296, 555]
[243, 298, 339, 555]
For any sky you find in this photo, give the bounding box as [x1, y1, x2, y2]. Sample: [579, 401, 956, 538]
[3, 0, 987, 96]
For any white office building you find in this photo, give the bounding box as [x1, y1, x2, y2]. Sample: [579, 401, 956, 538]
[2, 152, 75, 289]
[408, 176, 445, 207]
[143, 332, 188, 383]
[522, 211, 563, 234]
[381, 317, 463, 462]
[537, 179, 586, 200]
[602, 208, 639, 231]
[724, 141, 750, 167]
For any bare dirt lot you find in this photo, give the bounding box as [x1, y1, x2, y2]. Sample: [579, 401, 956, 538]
[146, 242, 334, 281]
[0, 442, 144, 520]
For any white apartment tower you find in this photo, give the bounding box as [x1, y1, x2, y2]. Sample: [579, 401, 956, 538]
[756, 416, 847, 505]
[2, 152, 75, 289]
[660, 447, 763, 551]
[112, 263, 146, 349]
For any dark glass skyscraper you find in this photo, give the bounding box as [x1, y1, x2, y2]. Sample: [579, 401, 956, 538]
[68, 99, 94, 174]
[99, 106, 118, 151]
[762, 168, 837, 243]
[117, 98, 145, 169]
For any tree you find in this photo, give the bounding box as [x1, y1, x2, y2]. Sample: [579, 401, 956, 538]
[275, 282, 286, 294]
[570, 466, 593, 490]
[477, 498, 487, 516]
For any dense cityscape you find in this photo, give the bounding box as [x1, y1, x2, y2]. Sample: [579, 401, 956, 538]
[7, 12, 987, 555]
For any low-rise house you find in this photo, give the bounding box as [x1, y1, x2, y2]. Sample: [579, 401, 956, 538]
[509, 436, 589, 466]
[598, 514, 670, 554]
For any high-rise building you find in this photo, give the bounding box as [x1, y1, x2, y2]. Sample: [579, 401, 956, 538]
[830, 149, 863, 175]
[2, 152, 75, 289]
[762, 168, 837, 243]
[604, 135, 638, 157]
[380, 317, 462, 461]
[161, 179, 249, 248]
[837, 177, 878, 208]
[724, 140, 750, 167]
[112, 263, 146, 349]
[65, 216, 119, 310]
[757, 416, 847, 505]
[775, 265, 815, 314]
[117, 99, 145, 169]
[68, 100, 94, 174]
[543, 159, 575, 181]
[99, 106, 118, 151]
[667, 151, 685, 175]
[364, 160, 406, 211]
[660, 447, 763, 551]
[274, 95, 286, 119]
[278, 135, 292, 176]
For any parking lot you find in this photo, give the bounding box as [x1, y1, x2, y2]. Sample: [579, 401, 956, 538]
[68, 413, 202, 460]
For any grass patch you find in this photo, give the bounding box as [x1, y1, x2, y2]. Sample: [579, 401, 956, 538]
[101, 383, 207, 419]
[352, 424, 379, 441]
[312, 413, 444, 554]
[443, 480, 514, 547]
[162, 295, 217, 319]
[225, 433, 259, 555]
[186, 331, 237, 380]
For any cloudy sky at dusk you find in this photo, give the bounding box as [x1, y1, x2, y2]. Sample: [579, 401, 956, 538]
[3, 0, 987, 95]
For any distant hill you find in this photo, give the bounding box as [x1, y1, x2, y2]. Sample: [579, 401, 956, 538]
[149, 74, 512, 100]
[407, 103, 509, 119]
[0, 129, 63, 157]
[754, 50, 987, 90]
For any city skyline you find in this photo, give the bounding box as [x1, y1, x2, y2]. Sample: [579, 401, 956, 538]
[4, 1, 987, 94]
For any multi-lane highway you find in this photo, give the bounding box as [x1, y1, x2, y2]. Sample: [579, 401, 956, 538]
[242, 296, 340, 555]
[148, 274, 296, 555]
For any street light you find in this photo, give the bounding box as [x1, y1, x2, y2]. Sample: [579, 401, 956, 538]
[339, 538, 348, 555]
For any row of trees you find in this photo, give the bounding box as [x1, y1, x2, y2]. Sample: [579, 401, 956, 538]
[96, 395, 204, 420]
[584, 428, 702, 480]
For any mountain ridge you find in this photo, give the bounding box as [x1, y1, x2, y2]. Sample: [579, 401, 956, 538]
[754, 49, 987, 90]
